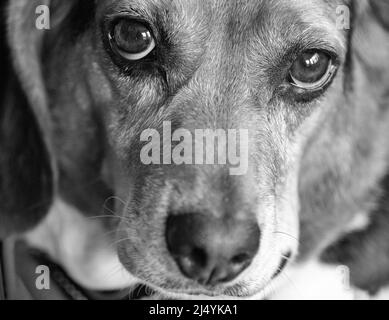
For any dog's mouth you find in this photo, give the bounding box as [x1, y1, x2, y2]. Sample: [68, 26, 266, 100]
[129, 284, 246, 300]
[126, 251, 293, 300]
[271, 251, 292, 280]
[127, 282, 226, 300]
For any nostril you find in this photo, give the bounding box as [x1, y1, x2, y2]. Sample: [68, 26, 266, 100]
[187, 247, 208, 268]
[174, 246, 209, 280]
[230, 253, 251, 265]
[190, 247, 208, 268]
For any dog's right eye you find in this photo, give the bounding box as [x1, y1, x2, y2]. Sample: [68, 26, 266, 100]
[288, 50, 336, 91]
[109, 19, 156, 61]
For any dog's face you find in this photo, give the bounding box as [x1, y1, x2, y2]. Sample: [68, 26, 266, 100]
[4, 0, 389, 298]
[49, 0, 345, 297]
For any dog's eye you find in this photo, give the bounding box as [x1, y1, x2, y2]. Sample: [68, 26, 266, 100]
[109, 20, 156, 61]
[289, 50, 336, 90]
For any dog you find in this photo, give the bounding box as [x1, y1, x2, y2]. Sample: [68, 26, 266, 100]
[1, 0, 389, 300]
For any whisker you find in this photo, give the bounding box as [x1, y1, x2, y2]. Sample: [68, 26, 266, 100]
[273, 231, 300, 243]
[103, 196, 127, 206]
[98, 226, 132, 240]
[281, 253, 294, 261]
[277, 271, 303, 299]
[87, 215, 132, 226]
[88, 215, 124, 220]
[101, 203, 120, 216]
[110, 237, 133, 248]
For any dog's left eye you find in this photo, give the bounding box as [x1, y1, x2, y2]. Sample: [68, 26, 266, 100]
[289, 50, 336, 90]
[109, 19, 156, 61]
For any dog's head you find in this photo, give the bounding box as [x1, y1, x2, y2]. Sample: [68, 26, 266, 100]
[1, 0, 389, 298]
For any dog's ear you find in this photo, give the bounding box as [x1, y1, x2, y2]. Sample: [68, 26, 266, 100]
[0, 0, 74, 238]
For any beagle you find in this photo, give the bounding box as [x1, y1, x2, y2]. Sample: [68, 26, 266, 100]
[1, 0, 389, 300]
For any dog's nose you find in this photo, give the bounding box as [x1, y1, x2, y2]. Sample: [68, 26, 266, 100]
[166, 213, 260, 286]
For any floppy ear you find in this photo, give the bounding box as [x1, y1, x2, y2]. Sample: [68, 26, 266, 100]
[0, 0, 74, 238]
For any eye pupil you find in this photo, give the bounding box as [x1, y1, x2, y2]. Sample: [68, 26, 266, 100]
[290, 50, 333, 88]
[110, 19, 156, 61]
[303, 52, 320, 68]
[114, 21, 153, 54]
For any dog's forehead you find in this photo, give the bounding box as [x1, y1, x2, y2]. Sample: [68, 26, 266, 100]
[99, 0, 341, 25]
[99, 0, 346, 50]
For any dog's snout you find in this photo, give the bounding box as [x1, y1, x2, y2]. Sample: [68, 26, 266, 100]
[166, 213, 260, 286]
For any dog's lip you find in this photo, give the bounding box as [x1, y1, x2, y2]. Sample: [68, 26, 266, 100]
[129, 256, 292, 299]
[138, 279, 231, 298]
[124, 248, 294, 299]
[150, 284, 225, 298]
[143, 280, 263, 299]
[151, 285, 268, 299]
[135, 270, 288, 299]
[165, 253, 295, 298]
[271, 251, 292, 279]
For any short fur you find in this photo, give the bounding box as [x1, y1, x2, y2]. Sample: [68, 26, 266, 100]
[1, 0, 389, 298]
